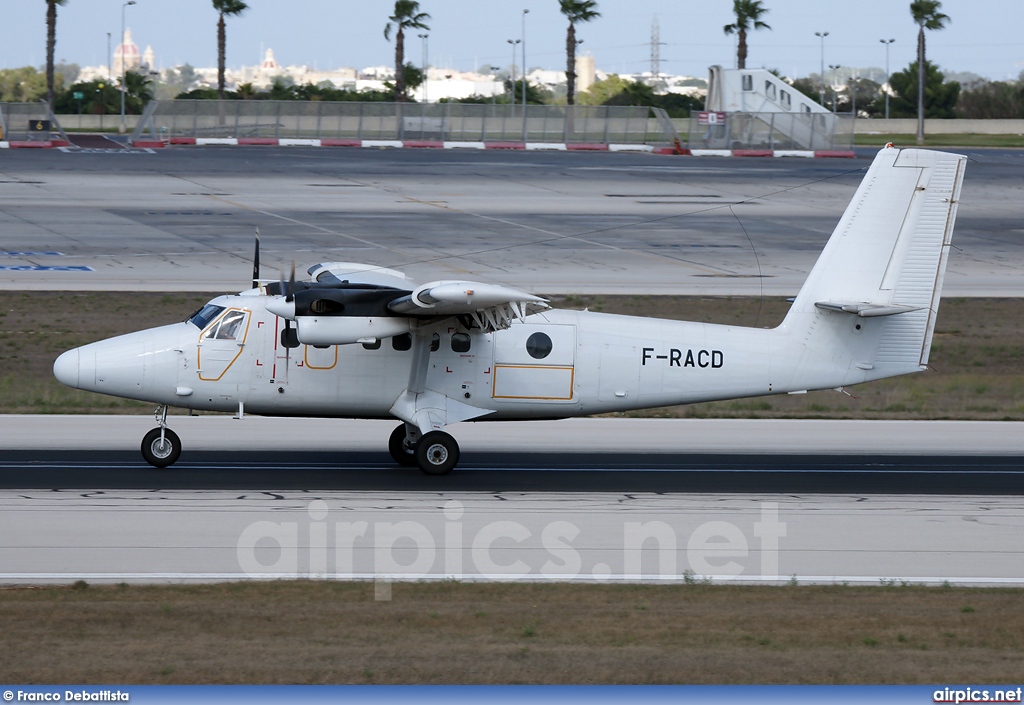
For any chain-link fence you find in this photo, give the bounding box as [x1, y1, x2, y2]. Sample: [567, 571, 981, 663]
[131, 100, 666, 145]
[0, 102, 69, 143]
[685, 111, 855, 151]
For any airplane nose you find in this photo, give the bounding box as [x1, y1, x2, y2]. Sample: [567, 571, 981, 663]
[53, 349, 80, 389]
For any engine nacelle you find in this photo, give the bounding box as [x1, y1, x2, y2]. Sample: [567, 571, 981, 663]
[295, 316, 412, 346]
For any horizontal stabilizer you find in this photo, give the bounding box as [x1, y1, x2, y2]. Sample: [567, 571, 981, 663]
[814, 301, 924, 317]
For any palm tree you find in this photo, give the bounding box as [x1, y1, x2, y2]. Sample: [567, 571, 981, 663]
[384, 1, 430, 102]
[723, 0, 770, 70]
[910, 0, 950, 144]
[45, 0, 68, 109]
[560, 0, 600, 106]
[212, 0, 248, 100]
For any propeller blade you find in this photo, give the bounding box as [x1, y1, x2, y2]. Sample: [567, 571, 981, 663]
[251, 227, 261, 289]
[286, 262, 296, 303]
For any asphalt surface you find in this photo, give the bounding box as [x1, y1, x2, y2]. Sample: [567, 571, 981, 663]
[2, 450, 1022, 494]
[2, 145, 1022, 294]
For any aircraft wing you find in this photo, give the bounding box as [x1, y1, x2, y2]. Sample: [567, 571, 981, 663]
[388, 280, 549, 332]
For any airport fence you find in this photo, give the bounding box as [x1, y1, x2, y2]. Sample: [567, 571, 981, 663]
[0, 101, 69, 143]
[130, 100, 671, 145]
[685, 111, 856, 151]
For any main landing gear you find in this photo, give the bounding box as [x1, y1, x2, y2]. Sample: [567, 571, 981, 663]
[389, 423, 460, 476]
[141, 405, 181, 468]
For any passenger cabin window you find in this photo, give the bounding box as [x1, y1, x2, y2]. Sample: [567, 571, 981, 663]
[188, 304, 225, 330]
[451, 332, 471, 353]
[392, 333, 412, 351]
[801, 104, 812, 115]
[204, 310, 246, 340]
[765, 82, 776, 101]
[430, 333, 440, 352]
[362, 339, 381, 350]
[780, 89, 791, 110]
[526, 332, 553, 360]
[741, 74, 753, 91]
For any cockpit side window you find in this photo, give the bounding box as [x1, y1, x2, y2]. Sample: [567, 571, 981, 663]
[188, 304, 225, 330]
[204, 310, 247, 340]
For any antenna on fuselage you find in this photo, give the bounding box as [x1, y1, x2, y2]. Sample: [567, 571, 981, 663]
[252, 227, 261, 289]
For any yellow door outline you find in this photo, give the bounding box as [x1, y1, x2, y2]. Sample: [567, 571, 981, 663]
[197, 308, 252, 381]
[304, 345, 339, 370]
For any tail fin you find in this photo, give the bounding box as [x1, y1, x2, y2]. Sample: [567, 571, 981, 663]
[781, 146, 966, 384]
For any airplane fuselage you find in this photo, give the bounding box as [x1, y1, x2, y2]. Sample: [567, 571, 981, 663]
[58, 291, 896, 422]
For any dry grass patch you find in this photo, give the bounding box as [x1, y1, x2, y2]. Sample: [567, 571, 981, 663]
[0, 581, 1022, 684]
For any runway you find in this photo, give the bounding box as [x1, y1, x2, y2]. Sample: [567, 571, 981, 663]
[1, 450, 1022, 494]
[3, 416, 1022, 493]
[1, 418, 1022, 586]
[2, 147, 1022, 295]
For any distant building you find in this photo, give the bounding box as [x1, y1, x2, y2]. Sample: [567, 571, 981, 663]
[113, 28, 141, 76]
[576, 54, 595, 93]
[142, 46, 156, 72]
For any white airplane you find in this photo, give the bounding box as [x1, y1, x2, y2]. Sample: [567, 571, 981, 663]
[53, 146, 966, 474]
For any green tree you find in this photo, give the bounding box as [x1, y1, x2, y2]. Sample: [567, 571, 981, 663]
[384, 1, 430, 102]
[55, 79, 119, 115]
[723, 0, 770, 70]
[788, 77, 819, 102]
[559, 1, 600, 106]
[0, 67, 50, 102]
[45, 0, 68, 109]
[957, 79, 1024, 119]
[886, 60, 959, 118]
[578, 74, 631, 105]
[504, 78, 551, 105]
[212, 0, 249, 100]
[910, 0, 949, 142]
[122, 70, 153, 113]
[235, 81, 259, 100]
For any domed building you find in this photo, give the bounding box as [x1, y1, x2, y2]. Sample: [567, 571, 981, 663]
[113, 28, 141, 76]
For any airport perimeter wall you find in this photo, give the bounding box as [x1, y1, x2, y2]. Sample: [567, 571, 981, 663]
[52, 113, 1024, 138]
[854, 118, 1024, 134]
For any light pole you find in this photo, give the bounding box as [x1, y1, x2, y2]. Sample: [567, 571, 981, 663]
[880, 38, 895, 120]
[418, 33, 428, 103]
[507, 38, 520, 104]
[490, 66, 500, 105]
[106, 32, 112, 81]
[814, 31, 828, 107]
[521, 9, 529, 113]
[828, 64, 841, 113]
[119, 0, 136, 133]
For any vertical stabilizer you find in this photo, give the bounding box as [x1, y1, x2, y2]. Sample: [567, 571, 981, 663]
[781, 147, 966, 382]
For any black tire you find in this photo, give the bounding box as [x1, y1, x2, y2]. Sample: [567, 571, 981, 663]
[415, 431, 460, 476]
[141, 427, 181, 468]
[388, 424, 418, 467]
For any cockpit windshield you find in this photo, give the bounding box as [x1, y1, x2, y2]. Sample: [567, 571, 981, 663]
[204, 309, 247, 340]
[188, 303, 225, 330]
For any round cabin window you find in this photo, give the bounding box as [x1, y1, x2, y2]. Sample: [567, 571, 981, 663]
[526, 332, 553, 360]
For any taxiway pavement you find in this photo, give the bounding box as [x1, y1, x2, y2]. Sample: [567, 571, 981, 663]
[2, 147, 1022, 295]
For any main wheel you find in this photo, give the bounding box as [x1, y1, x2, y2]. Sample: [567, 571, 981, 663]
[415, 431, 460, 476]
[388, 424, 418, 467]
[141, 427, 181, 468]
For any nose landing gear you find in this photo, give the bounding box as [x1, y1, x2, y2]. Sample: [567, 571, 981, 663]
[141, 405, 181, 468]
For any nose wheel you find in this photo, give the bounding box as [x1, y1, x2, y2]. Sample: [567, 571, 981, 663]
[141, 427, 181, 468]
[141, 405, 181, 468]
